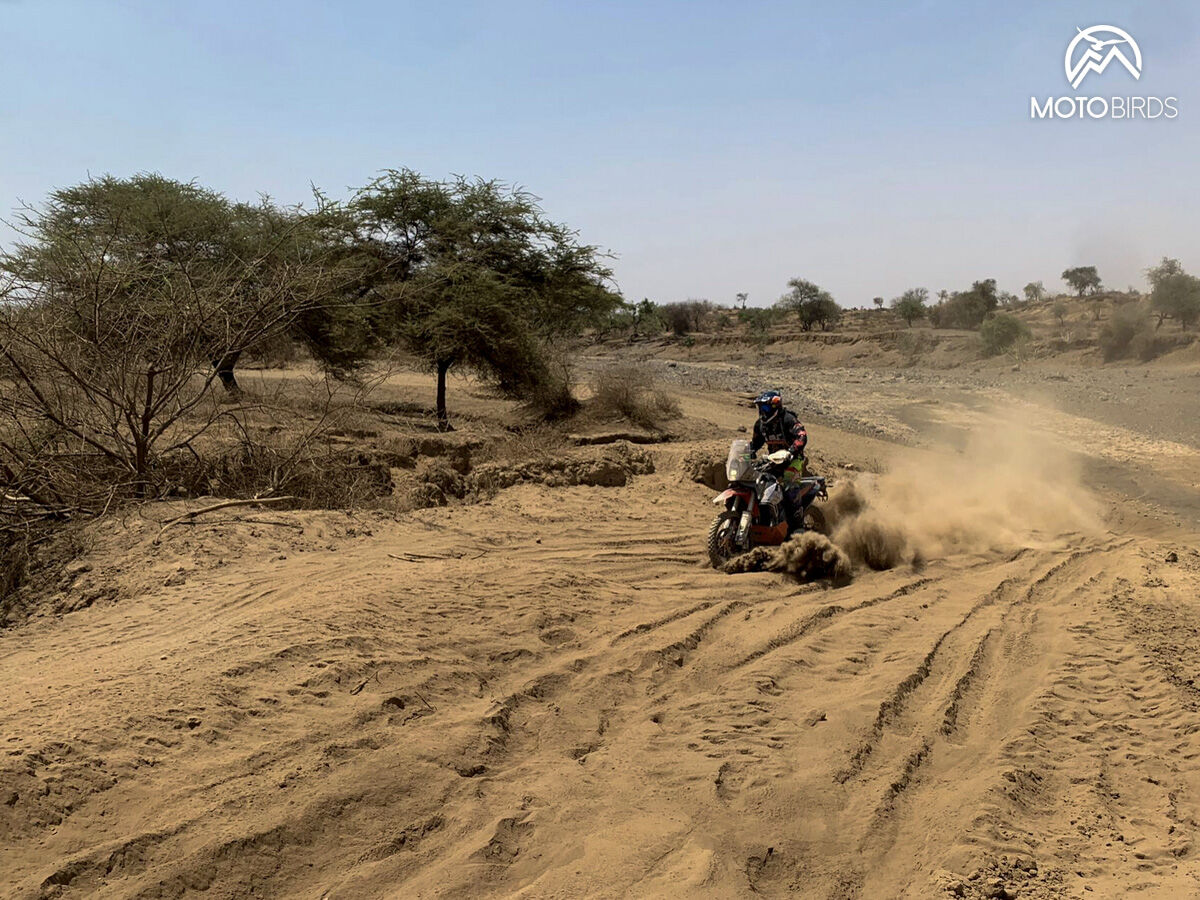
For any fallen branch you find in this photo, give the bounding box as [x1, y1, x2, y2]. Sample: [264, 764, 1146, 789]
[169, 517, 304, 530]
[153, 495, 295, 544]
[387, 549, 487, 563]
[387, 551, 450, 561]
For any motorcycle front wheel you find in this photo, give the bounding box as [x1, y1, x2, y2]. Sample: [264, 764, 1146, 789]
[707, 510, 743, 569]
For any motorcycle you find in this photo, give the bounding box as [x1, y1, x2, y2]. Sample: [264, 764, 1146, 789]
[707, 439, 828, 569]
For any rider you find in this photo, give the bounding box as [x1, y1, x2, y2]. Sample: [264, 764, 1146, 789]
[749, 390, 809, 529]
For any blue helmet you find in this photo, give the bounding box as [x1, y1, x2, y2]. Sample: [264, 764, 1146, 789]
[756, 390, 782, 419]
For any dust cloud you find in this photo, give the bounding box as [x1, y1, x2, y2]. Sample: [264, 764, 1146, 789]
[828, 410, 1101, 571]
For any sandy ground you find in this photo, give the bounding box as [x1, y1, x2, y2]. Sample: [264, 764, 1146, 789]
[2, 362, 1200, 899]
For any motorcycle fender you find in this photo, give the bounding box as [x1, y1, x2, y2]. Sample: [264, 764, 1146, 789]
[712, 489, 750, 506]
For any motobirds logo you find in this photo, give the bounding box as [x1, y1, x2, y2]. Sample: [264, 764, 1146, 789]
[1030, 25, 1178, 120]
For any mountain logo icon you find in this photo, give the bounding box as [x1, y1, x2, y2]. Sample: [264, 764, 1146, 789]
[1065, 26, 1142, 90]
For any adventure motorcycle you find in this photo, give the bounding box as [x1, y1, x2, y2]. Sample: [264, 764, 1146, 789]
[707, 439, 828, 568]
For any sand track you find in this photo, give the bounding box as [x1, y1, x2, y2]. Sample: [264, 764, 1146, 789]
[3, 381, 1200, 898]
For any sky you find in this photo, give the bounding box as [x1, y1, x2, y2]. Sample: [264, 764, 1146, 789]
[2, 0, 1198, 307]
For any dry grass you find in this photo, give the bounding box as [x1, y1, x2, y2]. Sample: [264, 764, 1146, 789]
[588, 364, 681, 430]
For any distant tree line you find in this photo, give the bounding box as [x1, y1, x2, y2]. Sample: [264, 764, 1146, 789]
[605, 257, 1200, 364]
[602, 275, 843, 342]
[600, 254, 1199, 366]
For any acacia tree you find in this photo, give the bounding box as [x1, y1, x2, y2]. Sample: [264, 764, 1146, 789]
[890, 287, 928, 326]
[337, 170, 619, 428]
[1062, 266, 1102, 297]
[1144, 257, 1199, 329]
[0, 175, 349, 504]
[929, 279, 999, 329]
[1150, 271, 1200, 330]
[631, 299, 664, 336]
[1023, 281, 1046, 304]
[1052, 299, 1068, 326]
[1146, 256, 1184, 291]
[2, 175, 375, 394]
[777, 277, 840, 331]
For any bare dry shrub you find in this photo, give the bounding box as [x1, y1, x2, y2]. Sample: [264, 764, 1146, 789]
[1, 357, 394, 525]
[589, 364, 681, 430]
[187, 372, 400, 508]
[199, 442, 393, 509]
[521, 350, 579, 420]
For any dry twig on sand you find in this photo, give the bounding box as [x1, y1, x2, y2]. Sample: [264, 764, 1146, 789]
[387, 550, 487, 562]
[152, 495, 295, 544]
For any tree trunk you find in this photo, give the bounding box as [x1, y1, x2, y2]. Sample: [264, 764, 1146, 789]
[133, 437, 149, 499]
[133, 366, 157, 499]
[436, 359, 453, 432]
[213, 350, 243, 395]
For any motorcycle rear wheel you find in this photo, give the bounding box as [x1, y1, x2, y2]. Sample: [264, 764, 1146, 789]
[707, 510, 742, 569]
[802, 504, 827, 535]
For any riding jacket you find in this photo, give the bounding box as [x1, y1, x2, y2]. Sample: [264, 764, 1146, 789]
[750, 408, 808, 457]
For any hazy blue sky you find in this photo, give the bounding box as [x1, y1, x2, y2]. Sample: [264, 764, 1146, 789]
[2, 1, 1198, 306]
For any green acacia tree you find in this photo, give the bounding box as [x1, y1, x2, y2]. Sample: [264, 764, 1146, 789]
[1062, 266, 1102, 297]
[929, 279, 999, 330]
[890, 288, 928, 326]
[0, 174, 354, 500]
[777, 277, 840, 331]
[2, 174, 375, 394]
[337, 170, 619, 428]
[1146, 256, 1184, 291]
[1150, 272, 1200, 330]
[1145, 257, 1199, 329]
[1052, 299, 1068, 326]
